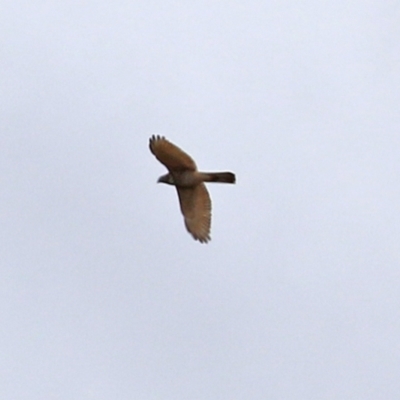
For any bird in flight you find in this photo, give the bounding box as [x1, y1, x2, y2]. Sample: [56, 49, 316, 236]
[149, 135, 236, 243]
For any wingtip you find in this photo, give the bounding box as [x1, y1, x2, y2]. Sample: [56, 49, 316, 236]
[194, 234, 211, 244]
[149, 134, 166, 153]
[149, 134, 165, 143]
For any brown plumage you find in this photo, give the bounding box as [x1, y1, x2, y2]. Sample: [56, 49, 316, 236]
[149, 135, 235, 243]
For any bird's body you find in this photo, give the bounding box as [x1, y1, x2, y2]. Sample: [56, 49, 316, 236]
[159, 171, 235, 187]
[149, 135, 235, 243]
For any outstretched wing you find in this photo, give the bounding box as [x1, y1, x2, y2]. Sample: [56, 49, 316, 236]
[149, 135, 197, 171]
[176, 183, 211, 243]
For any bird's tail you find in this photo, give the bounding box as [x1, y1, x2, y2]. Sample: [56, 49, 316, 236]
[202, 172, 236, 184]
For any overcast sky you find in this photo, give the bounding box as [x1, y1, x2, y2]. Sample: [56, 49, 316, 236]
[1, 1, 400, 399]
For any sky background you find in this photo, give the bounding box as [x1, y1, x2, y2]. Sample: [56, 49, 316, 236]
[1, 1, 400, 399]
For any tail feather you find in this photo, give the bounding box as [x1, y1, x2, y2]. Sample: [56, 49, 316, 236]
[203, 172, 236, 184]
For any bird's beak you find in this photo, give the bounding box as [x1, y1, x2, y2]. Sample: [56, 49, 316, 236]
[157, 174, 170, 184]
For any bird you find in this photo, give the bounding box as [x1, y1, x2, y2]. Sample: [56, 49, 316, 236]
[149, 135, 236, 243]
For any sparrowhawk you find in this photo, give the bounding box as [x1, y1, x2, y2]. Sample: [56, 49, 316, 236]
[149, 135, 235, 243]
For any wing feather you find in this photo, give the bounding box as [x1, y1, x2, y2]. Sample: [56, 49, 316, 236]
[149, 135, 197, 171]
[176, 184, 211, 243]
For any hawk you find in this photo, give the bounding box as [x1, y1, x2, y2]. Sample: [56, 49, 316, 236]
[149, 135, 236, 243]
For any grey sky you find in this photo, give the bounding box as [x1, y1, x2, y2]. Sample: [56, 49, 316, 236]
[1, 1, 400, 399]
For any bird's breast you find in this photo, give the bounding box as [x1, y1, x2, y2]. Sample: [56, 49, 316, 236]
[171, 170, 200, 187]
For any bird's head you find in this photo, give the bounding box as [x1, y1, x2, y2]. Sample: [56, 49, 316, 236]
[157, 173, 175, 185]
